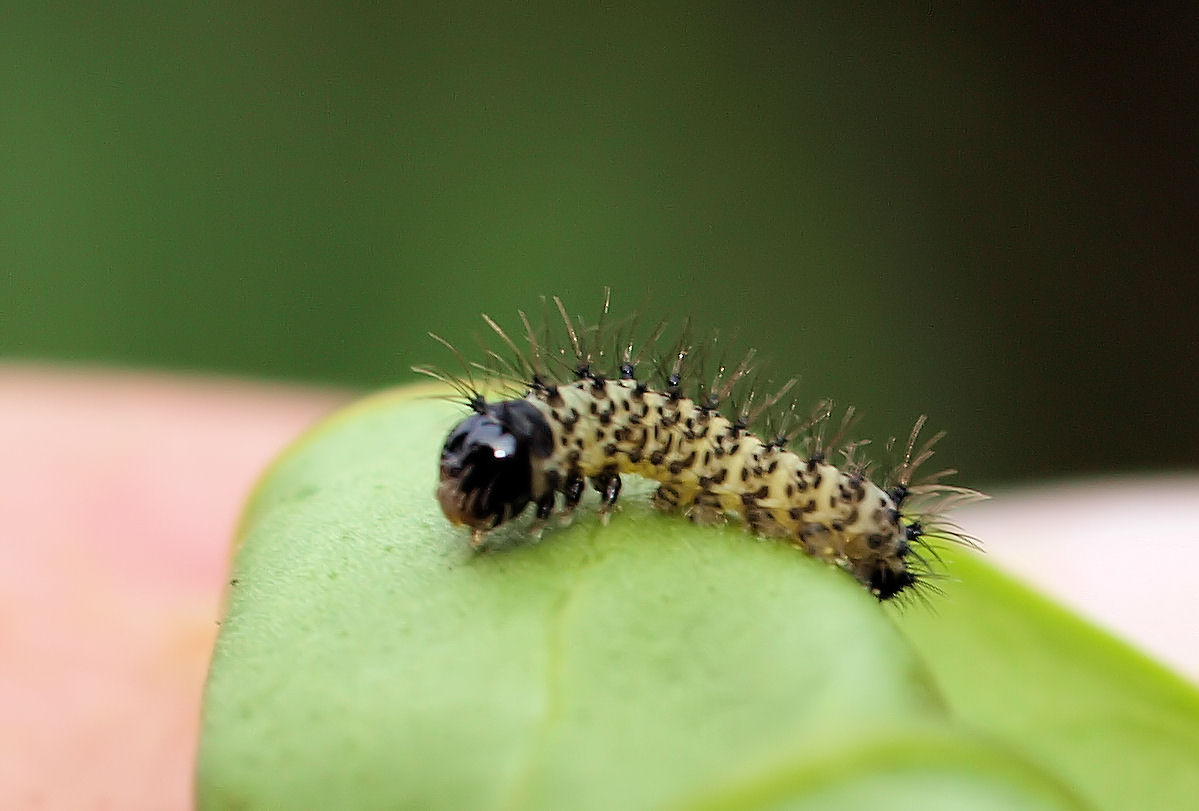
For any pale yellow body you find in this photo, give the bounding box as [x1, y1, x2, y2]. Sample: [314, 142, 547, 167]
[524, 378, 908, 583]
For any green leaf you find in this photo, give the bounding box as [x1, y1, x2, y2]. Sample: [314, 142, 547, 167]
[896, 548, 1199, 811]
[197, 386, 1196, 809]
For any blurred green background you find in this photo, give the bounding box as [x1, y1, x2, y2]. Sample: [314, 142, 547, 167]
[3, 2, 1195, 484]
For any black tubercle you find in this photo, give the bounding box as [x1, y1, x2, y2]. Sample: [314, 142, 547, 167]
[437, 399, 554, 530]
[887, 484, 909, 507]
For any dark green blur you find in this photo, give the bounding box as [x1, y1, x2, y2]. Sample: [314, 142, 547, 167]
[3, 3, 1195, 482]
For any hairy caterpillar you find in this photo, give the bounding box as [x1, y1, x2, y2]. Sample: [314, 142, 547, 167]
[415, 294, 982, 601]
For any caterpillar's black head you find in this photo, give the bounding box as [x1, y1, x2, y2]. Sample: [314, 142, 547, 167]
[437, 399, 554, 531]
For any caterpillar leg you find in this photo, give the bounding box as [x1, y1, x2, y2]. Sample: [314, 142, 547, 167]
[590, 472, 622, 525]
[687, 490, 726, 526]
[745, 506, 789, 539]
[529, 491, 557, 538]
[797, 522, 840, 563]
[651, 484, 682, 513]
[559, 471, 586, 526]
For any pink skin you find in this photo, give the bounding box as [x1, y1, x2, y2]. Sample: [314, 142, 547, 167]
[1, 366, 1193, 809]
[0, 365, 348, 811]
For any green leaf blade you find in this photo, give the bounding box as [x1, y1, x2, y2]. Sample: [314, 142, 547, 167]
[198, 385, 1193, 809]
[897, 549, 1199, 811]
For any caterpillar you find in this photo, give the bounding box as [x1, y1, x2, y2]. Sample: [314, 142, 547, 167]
[415, 294, 982, 601]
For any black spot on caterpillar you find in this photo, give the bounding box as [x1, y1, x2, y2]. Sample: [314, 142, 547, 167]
[415, 293, 983, 602]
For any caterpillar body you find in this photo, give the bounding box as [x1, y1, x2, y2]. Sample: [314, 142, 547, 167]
[417, 295, 981, 601]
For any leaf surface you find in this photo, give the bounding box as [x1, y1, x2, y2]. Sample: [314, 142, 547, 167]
[198, 387, 1194, 809]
